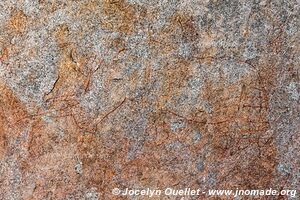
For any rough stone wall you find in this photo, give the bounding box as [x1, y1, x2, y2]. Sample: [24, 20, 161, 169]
[0, 0, 299, 199]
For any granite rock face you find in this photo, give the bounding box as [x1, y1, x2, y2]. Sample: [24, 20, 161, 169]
[0, 0, 299, 199]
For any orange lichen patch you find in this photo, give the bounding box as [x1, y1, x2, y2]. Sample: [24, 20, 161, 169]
[145, 119, 170, 147]
[0, 39, 19, 64]
[77, 1, 101, 14]
[101, 0, 141, 34]
[201, 66, 277, 189]
[170, 13, 199, 42]
[109, 36, 126, 53]
[123, 160, 181, 187]
[0, 112, 7, 159]
[43, 56, 80, 101]
[50, 26, 99, 100]
[7, 10, 28, 33]
[53, 24, 70, 49]
[53, 25, 88, 83]
[143, 65, 152, 85]
[0, 82, 28, 126]
[149, 12, 205, 61]
[44, 28, 86, 101]
[158, 60, 192, 109]
[128, 69, 139, 91]
[196, 46, 217, 64]
[59, 53, 82, 78]
[0, 47, 9, 62]
[26, 144, 80, 200]
[27, 118, 54, 158]
[0, 82, 28, 158]
[52, 25, 80, 90]
[76, 133, 129, 194]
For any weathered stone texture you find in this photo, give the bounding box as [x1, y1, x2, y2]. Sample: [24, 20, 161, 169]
[0, 0, 299, 199]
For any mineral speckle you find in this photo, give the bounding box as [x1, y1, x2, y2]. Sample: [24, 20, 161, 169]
[0, 0, 299, 199]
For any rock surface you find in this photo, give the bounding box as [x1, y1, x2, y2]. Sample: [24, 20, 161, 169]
[0, 0, 299, 199]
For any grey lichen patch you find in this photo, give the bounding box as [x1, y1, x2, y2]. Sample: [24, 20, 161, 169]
[286, 81, 300, 101]
[170, 119, 186, 132]
[85, 187, 99, 200]
[196, 159, 205, 172]
[7, 9, 28, 34]
[75, 160, 83, 175]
